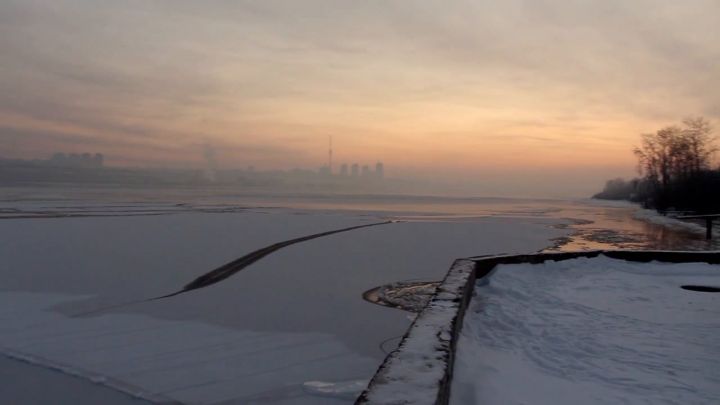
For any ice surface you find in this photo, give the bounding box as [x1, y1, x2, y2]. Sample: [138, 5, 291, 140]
[0, 204, 569, 404]
[0, 355, 151, 405]
[452, 256, 720, 405]
[0, 292, 377, 404]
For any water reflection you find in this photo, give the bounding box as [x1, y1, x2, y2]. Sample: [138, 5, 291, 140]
[547, 203, 718, 252]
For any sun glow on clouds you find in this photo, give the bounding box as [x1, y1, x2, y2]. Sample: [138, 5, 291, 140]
[1, 0, 719, 195]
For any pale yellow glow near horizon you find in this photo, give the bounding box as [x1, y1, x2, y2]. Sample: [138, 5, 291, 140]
[1, 0, 719, 196]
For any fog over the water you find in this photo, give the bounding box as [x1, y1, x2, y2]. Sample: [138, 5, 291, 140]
[1, 0, 719, 197]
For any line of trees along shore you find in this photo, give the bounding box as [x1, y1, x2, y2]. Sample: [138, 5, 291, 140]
[594, 117, 719, 214]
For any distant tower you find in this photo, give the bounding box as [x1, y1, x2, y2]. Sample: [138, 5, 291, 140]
[328, 135, 333, 174]
[203, 144, 218, 182]
[340, 163, 348, 176]
[375, 162, 384, 179]
[351, 163, 359, 177]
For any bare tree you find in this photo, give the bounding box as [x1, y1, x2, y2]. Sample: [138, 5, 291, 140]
[634, 117, 715, 189]
[634, 126, 679, 188]
[681, 116, 716, 173]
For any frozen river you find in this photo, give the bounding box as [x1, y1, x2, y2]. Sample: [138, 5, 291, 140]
[0, 188, 714, 404]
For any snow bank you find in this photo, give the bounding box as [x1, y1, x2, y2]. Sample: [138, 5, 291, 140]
[581, 198, 638, 208]
[452, 255, 720, 405]
[585, 198, 707, 236]
[633, 209, 707, 235]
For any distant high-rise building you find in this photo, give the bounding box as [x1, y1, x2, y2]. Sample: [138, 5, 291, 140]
[50, 153, 67, 165]
[49, 152, 104, 168]
[351, 163, 359, 177]
[328, 135, 333, 174]
[340, 163, 348, 176]
[203, 144, 218, 182]
[375, 162, 384, 179]
[361, 165, 370, 177]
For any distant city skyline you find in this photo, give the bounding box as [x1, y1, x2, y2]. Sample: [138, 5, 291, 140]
[1, 1, 718, 197]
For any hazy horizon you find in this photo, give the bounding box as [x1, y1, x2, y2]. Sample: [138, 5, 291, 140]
[2, 0, 719, 198]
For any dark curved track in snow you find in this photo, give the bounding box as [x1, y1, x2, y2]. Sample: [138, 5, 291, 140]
[151, 220, 395, 300]
[73, 220, 395, 317]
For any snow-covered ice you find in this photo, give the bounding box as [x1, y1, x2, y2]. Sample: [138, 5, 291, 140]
[4, 191, 712, 404]
[0, 355, 150, 405]
[0, 292, 378, 404]
[0, 200, 570, 404]
[451, 255, 720, 405]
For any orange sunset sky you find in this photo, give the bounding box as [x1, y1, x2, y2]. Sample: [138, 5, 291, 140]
[1, 0, 719, 197]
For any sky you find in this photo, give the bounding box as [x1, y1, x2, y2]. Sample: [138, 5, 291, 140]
[1, 0, 719, 197]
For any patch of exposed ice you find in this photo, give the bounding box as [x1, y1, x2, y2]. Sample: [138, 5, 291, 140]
[302, 380, 368, 399]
